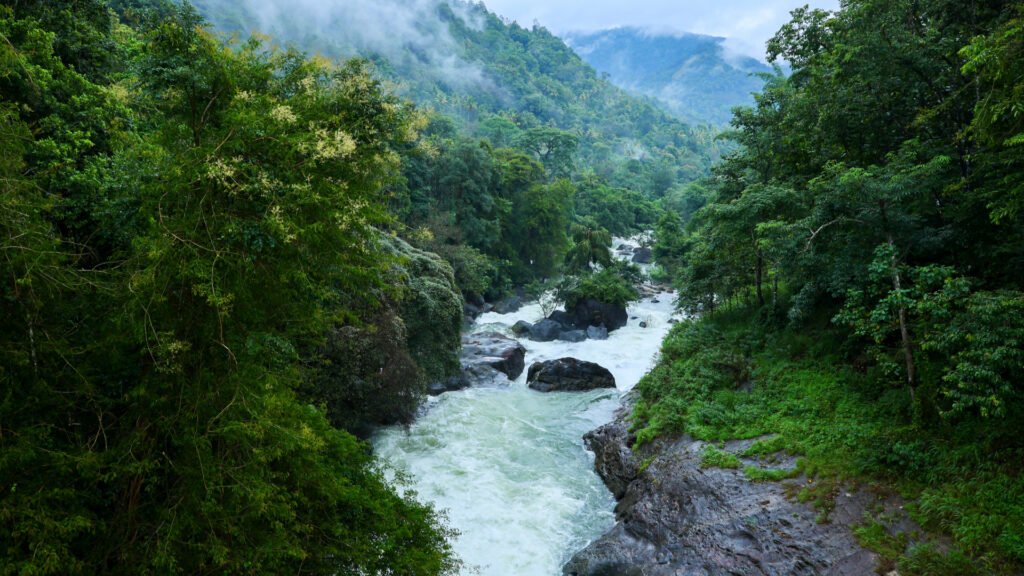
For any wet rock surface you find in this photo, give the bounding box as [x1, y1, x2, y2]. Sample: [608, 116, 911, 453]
[527, 358, 616, 392]
[430, 332, 527, 395]
[565, 400, 880, 576]
[528, 319, 563, 342]
[631, 246, 652, 263]
[570, 298, 628, 332]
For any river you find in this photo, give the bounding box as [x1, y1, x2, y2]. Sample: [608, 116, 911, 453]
[373, 251, 679, 575]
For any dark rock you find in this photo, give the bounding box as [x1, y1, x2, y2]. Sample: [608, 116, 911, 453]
[565, 405, 880, 576]
[481, 303, 494, 314]
[587, 325, 609, 340]
[548, 309, 579, 329]
[461, 332, 526, 381]
[527, 358, 616, 392]
[558, 330, 588, 343]
[668, 319, 678, 324]
[528, 319, 563, 342]
[571, 298, 628, 332]
[511, 320, 534, 336]
[631, 247, 652, 264]
[468, 293, 486, 307]
[651, 298, 660, 304]
[493, 296, 523, 314]
[639, 321, 647, 328]
[463, 302, 481, 320]
[427, 373, 470, 396]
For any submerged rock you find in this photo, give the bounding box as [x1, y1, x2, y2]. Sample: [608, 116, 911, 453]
[586, 325, 609, 340]
[527, 358, 616, 392]
[558, 330, 588, 343]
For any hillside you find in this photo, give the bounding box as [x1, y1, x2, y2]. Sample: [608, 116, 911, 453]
[189, 0, 721, 183]
[565, 27, 771, 126]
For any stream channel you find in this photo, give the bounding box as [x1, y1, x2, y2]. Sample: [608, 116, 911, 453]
[373, 244, 680, 575]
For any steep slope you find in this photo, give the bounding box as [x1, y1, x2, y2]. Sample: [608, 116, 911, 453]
[189, 0, 721, 181]
[565, 28, 772, 126]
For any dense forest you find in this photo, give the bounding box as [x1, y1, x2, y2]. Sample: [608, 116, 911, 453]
[0, 0, 683, 572]
[2, 0, 1023, 574]
[646, 0, 1024, 573]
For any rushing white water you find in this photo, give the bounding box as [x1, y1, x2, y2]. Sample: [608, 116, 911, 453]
[373, 248, 679, 575]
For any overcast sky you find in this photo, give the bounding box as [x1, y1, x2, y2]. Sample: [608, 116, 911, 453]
[479, 0, 840, 60]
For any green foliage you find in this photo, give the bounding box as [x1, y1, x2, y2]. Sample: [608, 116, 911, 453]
[510, 179, 575, 279]
[382, 235, 463, 385]
[0, 5, 459, 573]
[564, 222, 613, 273]
[557, 267, 639, 311]
[700, 445, 741, 469]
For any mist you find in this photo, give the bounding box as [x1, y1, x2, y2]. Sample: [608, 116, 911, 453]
[196, 0, 488, 88]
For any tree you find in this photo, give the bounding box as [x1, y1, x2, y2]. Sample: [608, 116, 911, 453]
[565, 221, 612, 273]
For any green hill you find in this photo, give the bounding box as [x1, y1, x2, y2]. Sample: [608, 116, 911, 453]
[565, 27, 771, 126]
[189, 0, 721, 182]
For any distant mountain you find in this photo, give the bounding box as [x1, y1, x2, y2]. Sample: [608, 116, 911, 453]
[564, 28, 772, 126]
[188, 0, 723, 182]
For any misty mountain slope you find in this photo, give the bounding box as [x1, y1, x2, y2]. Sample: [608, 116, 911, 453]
[565, 28, 772, 126]
[188, 0, 721, 182]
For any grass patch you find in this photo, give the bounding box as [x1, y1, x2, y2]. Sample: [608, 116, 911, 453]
[743, 465, 799, 482]
[854, 518, 908, 563]
[700, 445, 741, 469]
[741, 435, 789, 457]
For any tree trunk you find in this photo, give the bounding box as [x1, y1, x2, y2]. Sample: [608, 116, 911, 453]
[879, 201, 917, 407]
[755, 252, 765, 308]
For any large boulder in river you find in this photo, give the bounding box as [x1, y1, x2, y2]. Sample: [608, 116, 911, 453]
[529, 319, 563, 342]
[492, 296, 523, 314]
[511, 320, 533, 336]
[548, 309, 579, 330]
[527, 358, 616, 392]
[631, 246, 652, 264]
[461, 332, 527, 381]
[570, 298, 628, 332]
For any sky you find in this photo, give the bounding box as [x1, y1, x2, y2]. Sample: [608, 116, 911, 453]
[479, 0, 840, 60]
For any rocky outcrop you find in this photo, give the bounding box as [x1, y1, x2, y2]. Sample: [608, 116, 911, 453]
[570, 298, 628, 332]
[462, 332, 526, 379]
[527, 358, 616, 392]
[430, 332, 526, 395]
[564, 401, 879, 576]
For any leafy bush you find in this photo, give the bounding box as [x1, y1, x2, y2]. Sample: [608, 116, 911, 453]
[557, 267, 639, 310]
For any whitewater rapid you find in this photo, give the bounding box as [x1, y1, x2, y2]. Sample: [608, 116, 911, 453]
[374, 278, 678, 575]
